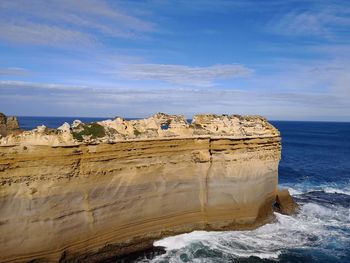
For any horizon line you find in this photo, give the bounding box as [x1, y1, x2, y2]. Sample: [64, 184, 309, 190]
[10, 115, 350, 124]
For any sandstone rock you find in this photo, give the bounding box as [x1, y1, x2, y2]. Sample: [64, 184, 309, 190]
[57, 122, 71, 132]
[0, 113, 282, 262]
[274, 189, 299, 215]
[35, 125, 47, 133]
[0, 113, 279, 146]
[0, 113, 6, 123]
[6, 116, 19, 131]
[0, 113, 20, 137]
[0, 113, 6, 137]
[72, 120, 82, 129]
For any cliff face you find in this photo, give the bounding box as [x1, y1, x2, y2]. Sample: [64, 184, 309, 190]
[0, 113, 281, 262]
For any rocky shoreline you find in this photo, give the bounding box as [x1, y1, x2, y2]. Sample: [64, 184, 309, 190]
[0, 113, 296, 262]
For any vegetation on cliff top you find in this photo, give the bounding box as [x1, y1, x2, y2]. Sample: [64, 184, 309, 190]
[72, 123, 106, 141]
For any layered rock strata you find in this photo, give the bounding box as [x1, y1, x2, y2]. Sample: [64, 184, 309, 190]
[0, 113, 282, 262]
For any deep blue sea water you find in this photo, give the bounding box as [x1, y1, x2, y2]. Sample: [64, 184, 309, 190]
[18, 116, 108, 130]
[17, 117, 350, 263]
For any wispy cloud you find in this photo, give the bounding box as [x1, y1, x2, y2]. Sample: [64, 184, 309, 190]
[1, 1, 349, 121]
[0, 0, 156, 47]
[1, 80, 349, 120]
[239, 57, 350, 108]
[0, 80, 89, 90]
[0, 22, 97, 47]
[268, 3, 350, 39]
[117, 64, 253, 87]
[0, 67, 29, 76]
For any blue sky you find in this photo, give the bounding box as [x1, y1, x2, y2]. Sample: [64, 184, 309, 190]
[0, 0, 349, 120]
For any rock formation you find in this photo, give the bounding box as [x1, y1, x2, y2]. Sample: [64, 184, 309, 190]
[0, 113, 20, 137]
[274, 189, 299, 215]
[0, 113, 285, 262]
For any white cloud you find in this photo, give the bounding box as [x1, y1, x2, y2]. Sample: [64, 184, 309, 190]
[117, 64, 253, 87]
[275, 12, 328, 36]
[0, 67, 29, 76]
[268, 3, 350, 38]
[1, 80, 349, 121]
[0, 0, 156, 46]
[250, 58, 350, 99]
[0, 22, 97, 47]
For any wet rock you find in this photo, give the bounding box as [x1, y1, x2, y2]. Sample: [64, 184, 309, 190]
[274, 189, 299, 215]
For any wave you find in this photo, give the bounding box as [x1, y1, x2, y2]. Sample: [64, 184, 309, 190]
[141, 197, 350, 263]
[323, 186, 350, 196]
[280, 182, 350, 197]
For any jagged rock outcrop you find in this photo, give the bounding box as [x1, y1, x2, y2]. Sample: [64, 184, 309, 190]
[0, 113, 279, 146]
[0, 113, 20, 137]
[274, 189, 299, 215]
[0, 113, 284, 262]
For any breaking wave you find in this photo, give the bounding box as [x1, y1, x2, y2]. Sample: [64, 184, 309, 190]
[135, 189, 350, 263]
[281, 182, 350, 197]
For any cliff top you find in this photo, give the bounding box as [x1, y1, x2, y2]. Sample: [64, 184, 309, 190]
[0, 113, 280, 146]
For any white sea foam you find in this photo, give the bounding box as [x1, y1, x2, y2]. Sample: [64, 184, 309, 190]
[323, 186, 350, 196]
[285, 187, 303, 195]
[280, 183, 350, 196]
[146, 201, 350, 262]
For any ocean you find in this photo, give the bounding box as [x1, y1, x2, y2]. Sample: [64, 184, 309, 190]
[17, 117, 350, 263]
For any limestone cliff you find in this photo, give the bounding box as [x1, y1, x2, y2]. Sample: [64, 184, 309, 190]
[0, 113, 282, 262]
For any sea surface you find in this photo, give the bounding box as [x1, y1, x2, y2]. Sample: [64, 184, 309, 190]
[18, 117, 350, 263]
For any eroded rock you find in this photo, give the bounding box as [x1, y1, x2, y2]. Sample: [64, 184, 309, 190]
[274, 189, 299, 215]
[0, 113, 279, 146]
[0, 113, 20, 137]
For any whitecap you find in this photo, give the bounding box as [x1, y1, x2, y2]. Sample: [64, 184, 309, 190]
[280, 182, 350, 197]
[323, 186, 350, 196]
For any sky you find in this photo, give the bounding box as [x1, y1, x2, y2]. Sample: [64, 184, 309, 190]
[0, 0, 350, 121]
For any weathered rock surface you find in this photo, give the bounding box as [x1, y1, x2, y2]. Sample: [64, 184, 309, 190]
[274, 189, 299, 215]
[0, 113, 20, 137]
[0, 113, 283, 262]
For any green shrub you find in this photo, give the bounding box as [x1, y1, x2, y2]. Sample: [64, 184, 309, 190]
[133, 129, 141, 136]
[72, 123, 106, 141]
